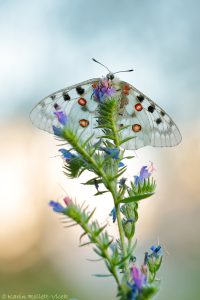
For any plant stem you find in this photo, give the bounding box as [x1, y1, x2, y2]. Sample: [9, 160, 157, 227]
[81, 223, 121, 287]
[115, 202, 130, 277]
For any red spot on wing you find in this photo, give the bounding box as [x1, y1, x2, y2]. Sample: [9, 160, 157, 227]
[92, 83, 97, 88]
[123, 84, 131, 95]
[135, 103, 143, 111]
[79, 119, 89, 127]
[78, 98, 87, 106]
[132, 124, 142, 132]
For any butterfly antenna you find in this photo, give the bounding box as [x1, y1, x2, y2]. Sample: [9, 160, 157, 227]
[114, 69, 134, 74]
[92, 58, 111, 72]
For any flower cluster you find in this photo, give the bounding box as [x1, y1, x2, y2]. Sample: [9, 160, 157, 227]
[99, 146, 124, 167]
[129, 265, 147, 299]
[49, 196, 73, 213]
[93, 79, 116, 102]
[128, 245, 163, 299]
[134, 162, 155, 186]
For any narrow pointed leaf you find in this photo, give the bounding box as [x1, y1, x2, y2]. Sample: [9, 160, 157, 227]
[119, 136, 135, 146]
[119, 193, 154, 204]
[92, 274, 112, 277]
[94, 190, 109, 196]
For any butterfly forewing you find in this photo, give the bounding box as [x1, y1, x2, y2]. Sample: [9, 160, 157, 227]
[30, 78, 100, 134]
[30, 75, 182, 150]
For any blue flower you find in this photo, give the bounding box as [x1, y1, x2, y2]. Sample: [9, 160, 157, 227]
[52, 111, 68, 137]
[149, 245, 163, 258]
[118, 161, 125, 168]
[52, 125, 65, 137]
[54, 111, 68, 125]
[118, 177, 127, 187]
[49, 200, 66, 213]
[109, 207, 117, 223]
[147, 245, 163, 273]
[99, 147, 125, 168]
[59, 149, 78, 161]
[134, 165, 151, 186]
[94, 179, 99, 192]
[99, 147, 120, 159]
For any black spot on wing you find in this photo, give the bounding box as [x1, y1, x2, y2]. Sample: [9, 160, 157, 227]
[53, 103, 60, 110]
[76, 86, 85, 95]
[148, 105, 155, 113]
[62, 92, 70, 101]
[155, 118, 162, 125]
[137, 94, 144, 102]
[160, 111, 165, 116]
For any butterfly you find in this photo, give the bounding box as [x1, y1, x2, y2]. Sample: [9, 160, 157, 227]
[30, 59, 182, 150]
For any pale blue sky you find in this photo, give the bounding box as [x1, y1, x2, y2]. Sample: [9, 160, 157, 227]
[0, 0, 199, 122]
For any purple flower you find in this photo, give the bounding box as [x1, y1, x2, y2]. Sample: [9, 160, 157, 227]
[59, 149, 78, 161]
[52, 111, 68, 137]
[109, 207, 117, 223]
[131, 266, 147, 290]
[54, 111, 68, 125]
[134, 165, 152, 186]
[93, 79, 116, 102]
[49, 200, 66, 213]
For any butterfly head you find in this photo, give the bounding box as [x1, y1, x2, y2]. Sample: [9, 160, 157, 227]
[92, 58, 133, 80]
[106, 73, 115, 80]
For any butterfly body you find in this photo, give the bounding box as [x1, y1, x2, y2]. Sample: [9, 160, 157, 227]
[30, 74, 182, 150]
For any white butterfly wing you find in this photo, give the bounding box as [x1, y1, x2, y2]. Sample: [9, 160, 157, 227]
[116, 81, 182, 150]
[30, 77, 182, 150]
[30, 78, 100, 134]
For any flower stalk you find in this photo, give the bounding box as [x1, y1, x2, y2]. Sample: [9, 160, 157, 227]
[50, 96, 162, 299]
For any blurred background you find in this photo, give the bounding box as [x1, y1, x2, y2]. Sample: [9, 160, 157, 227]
[0, 0, 200, 299]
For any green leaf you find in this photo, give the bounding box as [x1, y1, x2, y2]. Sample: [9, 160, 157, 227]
[79, 241, 92, 247]
[92, 274, 112, 278]
[81, 177, 103, 185]
[79, 231, 87, 243]
[81, 132, 95, 148]
[94, 190, 109, 196]
[108, 166, 127, 181]
[96, 135, 116, 141]
[119, 193, 154, 204]
[123, 155, 135, 159]
[86, 258, 103, 262]
[94, 124, 113, 130]
[119, 136, 135, 146]
[117, 124, 132, 132]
